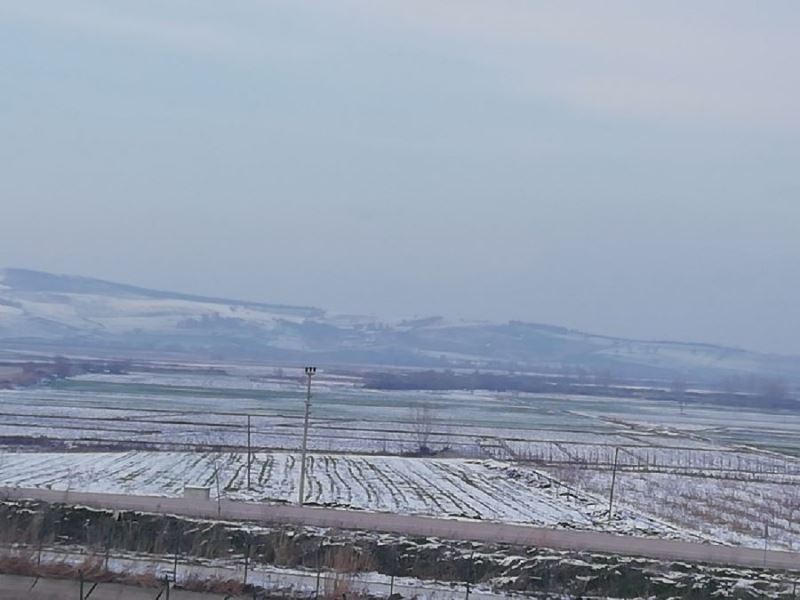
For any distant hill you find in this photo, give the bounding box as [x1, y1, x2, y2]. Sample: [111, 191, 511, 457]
[1, 267, 799, 381]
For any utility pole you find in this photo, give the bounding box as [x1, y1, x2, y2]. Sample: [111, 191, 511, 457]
[608, 447, 620, 520]
[298, 366, 316, 505]
[247, 415, 252, 490]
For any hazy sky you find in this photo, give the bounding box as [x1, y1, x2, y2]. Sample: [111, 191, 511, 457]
[1, 1, 799, 354]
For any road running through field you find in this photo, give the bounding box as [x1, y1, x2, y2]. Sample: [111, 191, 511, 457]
[2, 486, 798, 572]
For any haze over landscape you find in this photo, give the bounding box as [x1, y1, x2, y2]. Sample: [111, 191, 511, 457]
[3, 266, 800, 385]
[2, 1, 799, 355]
[2, 3, 800, 598]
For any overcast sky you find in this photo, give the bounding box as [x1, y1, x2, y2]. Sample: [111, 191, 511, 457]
[1, 1, 799, 354]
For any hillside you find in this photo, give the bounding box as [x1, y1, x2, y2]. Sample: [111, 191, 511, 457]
[1, 268, 798, 381]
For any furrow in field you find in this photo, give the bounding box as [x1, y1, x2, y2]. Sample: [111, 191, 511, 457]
[410, 461, 480, 518]
[341, 456, 378, 506]
[427, 462, 505, 518]
[360, 458, 406, 510]
[257, 453, 274, 486]
[328, 456, 353, 504]
[2, 454, 75, 487]
[377, 458, 448, 514]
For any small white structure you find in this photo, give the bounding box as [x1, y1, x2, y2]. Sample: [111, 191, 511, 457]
[183, 486, 211, 501]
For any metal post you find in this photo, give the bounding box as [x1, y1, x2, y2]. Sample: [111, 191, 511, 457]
[104, 525, 112, 571]
[466, 551, 474, 600]
[214, 461, 222, 516]
[173, 525, 181, 583]
[298, 366, 316, 505]
[315, 540, 323, 599]
[608, 447, 620, 520]
[247, 415, 252, 490]
[79, 570, 84, 600]
[244, 533, 251, 586]
[764, 522, 769, 566]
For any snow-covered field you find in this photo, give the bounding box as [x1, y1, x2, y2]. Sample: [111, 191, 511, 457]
[1, 368, 799, 554]
[546, 464, 800, 551]
[3, 370, 799, 462]
[0, 450, 694, 540]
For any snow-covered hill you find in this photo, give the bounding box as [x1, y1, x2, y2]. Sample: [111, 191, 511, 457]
[1, 268, 798, 380]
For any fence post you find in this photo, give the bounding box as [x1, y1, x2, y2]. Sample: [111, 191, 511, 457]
[243, 533, 251, 586]
[390, 574, 394, 597]
[247, 415, 252, 490]
[315, 541, 323, 600]
[465, 551, 474, 600]
[79, 570, 84, 600]
[104, 525, 112, 571]
[608, 447, 620, 520]
[172, 524, 181, 583]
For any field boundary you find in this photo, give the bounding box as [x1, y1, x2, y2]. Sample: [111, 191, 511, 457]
[2, 486, 799, 572]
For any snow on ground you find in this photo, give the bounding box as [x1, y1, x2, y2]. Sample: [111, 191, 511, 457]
[0, 450, 695, 540]
[1, 370, 798, 554]
[545, 464, 800, 551]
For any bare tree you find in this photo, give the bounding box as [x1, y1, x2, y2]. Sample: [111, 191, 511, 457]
[411, 402, 434, 455]
[671, 378, 688, 414]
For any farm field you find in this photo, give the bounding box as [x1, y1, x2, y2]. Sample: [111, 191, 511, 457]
[0, 366, 798, 555]
[545, 464, 800, 551]
[1, 370, 799, 458]
[0, 450, 696, 540]
[1, 448, 797, 549]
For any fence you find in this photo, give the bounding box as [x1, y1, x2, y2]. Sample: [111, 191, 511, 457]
[482, 438, 800, 481]
[0, 542, 530, 600]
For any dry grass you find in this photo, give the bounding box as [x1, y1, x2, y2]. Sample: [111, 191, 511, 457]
[326, 544, 377, 574]
[324, 573, 354, 600]
[548, 465, 800, 548]
[181, 574, 244, 594]
[0, 549, 161, 588]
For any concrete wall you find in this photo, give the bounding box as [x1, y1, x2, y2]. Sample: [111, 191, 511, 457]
[1, 486, 798, 572]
